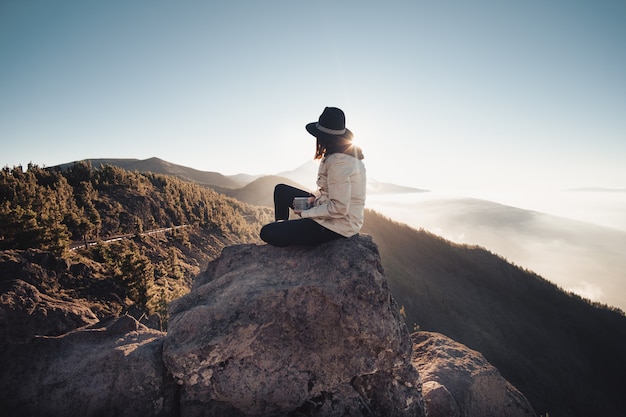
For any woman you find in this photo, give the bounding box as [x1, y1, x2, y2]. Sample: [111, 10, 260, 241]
[260, 107, 366, 247]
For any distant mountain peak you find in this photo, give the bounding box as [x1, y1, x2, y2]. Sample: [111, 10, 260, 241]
[55, 157, 241, 189]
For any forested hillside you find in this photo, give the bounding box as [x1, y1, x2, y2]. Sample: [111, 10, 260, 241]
[0, 161, 270, 252]
[0, 162, 272, 324]
[362, 209, 626, 417]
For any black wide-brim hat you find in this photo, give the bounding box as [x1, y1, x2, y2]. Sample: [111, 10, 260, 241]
[306, 107, 353, 140]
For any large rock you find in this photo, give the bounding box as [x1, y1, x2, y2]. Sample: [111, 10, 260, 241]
[411, 332, 536, 417]
[0, 315, 177, 417]
[163, 234, 425, 417]
[0, 236, 537, 417]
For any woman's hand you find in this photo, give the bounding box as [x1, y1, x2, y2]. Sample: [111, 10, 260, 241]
[293, 196, 315, 216]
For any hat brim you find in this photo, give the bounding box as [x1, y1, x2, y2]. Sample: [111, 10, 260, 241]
[306, 122, 353, 140]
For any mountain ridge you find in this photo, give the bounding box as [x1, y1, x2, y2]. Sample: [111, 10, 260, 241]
[2, 161, 625, 416]
[50, 157, 626, 311]
[56, 157, 241, 189]
[361, 209, 626, 417]
[53, 157, 427, 194]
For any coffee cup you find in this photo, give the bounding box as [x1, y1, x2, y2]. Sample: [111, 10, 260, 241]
[293, 197, 311, 211]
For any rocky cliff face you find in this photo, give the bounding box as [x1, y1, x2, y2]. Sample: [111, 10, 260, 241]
[412, 332, 535, 417]
[0, 279, 98, 343]
[0, 235, 535, 417]
[0, 315, 175, 417]
[163, 234, 423, 417]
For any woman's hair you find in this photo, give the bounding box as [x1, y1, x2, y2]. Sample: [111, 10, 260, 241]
[314, 135, 349, 160]
[314, 136, 329, 160]
[314, 135, 364, 160]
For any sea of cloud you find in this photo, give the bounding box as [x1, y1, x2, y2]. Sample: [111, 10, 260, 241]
[366, 191, 626, 311]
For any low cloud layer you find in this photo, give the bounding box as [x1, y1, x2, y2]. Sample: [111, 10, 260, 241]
[367, 192, 626, 311]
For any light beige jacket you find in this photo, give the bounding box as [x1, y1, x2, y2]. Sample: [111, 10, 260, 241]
[301, 153, 366, 237]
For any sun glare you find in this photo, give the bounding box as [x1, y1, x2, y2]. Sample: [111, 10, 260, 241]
[347, 117, 374, 155]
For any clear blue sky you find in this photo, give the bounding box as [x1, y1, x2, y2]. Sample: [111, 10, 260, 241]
[1, 0, 625, 191]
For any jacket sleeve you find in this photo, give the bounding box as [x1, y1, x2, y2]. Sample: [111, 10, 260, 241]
[301, 157, 353, 220]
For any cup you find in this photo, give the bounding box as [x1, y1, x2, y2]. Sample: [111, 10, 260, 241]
[293, 197, 311, 211]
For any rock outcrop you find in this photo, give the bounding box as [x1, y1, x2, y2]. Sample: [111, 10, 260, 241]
[0, 234, 536, 417]
[163, 234, 424, 417]
[0, 279, 98, 342]
[412, 332, 535, 417]
[0, 315, 176, 417]
[0, 249, 127, 319]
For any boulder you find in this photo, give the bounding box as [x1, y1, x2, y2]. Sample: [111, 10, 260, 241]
[0, 235, 538, 417]
[0, 315, 177, 417]
[163, 234, 425, 417]
[411, 332, 536, 417]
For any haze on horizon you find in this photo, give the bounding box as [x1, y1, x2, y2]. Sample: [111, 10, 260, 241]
[1, 0, 625, 193]
[366, 191, 626, 312]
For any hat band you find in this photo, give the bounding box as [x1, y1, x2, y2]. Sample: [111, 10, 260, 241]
[316, 123, 346, 135]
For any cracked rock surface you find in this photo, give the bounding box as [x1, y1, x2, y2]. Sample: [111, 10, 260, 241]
[164, 234, 424, 417]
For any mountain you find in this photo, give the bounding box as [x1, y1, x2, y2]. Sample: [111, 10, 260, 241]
[59, 157, 426, 195]
[56, 157, 241, 189]
[366, 179, 426, 194]
[361, 210, 626, 417]
[276, 160, 320, 190]
[211, 172, 425, 209]
[5, 160, 626, 416]
[277, 160, 427, 194]
[210, 175, 310, 208]
[62, 157, 621, 310]
[367, 192, 626, 312]
[71, 157, 621, 309]
[0, 163, 273, 325]
[227, 172, 264, 186]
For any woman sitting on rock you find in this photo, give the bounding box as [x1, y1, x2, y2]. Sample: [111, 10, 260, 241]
[260, 107, 366, 247]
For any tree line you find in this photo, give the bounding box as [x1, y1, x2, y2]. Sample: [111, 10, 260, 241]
[0, 161, 270, 255]
[0, 162, 272, 323]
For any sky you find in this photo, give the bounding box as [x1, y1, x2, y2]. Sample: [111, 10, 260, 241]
[1, 0, 625, 192]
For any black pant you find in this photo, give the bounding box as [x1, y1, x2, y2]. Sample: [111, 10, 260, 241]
[260, 184, 344, 247]
[272, 183, 313, 221]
